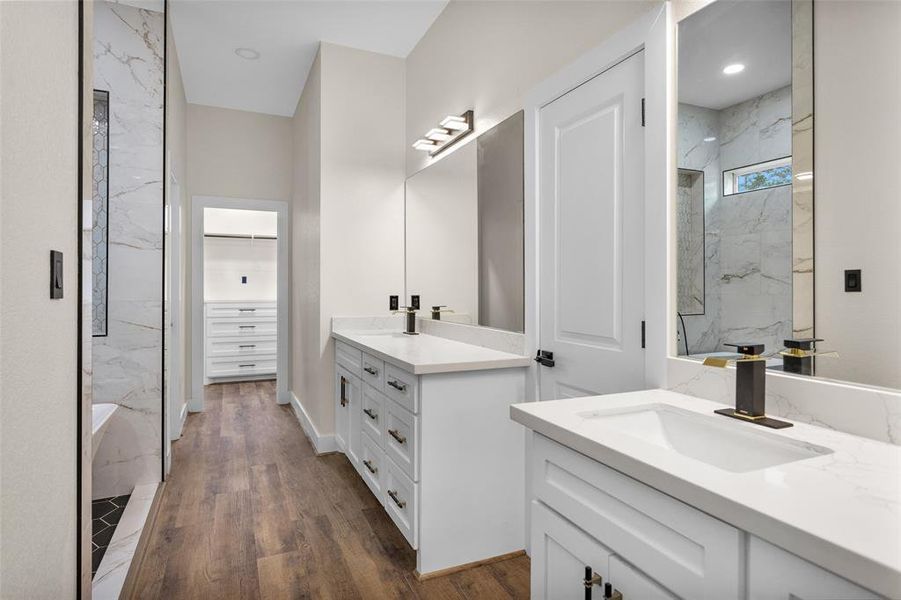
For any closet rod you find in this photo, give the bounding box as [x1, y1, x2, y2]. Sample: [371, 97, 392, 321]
[203, 233, 277, 240]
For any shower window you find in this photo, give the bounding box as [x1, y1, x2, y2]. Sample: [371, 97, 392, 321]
[723, 156, 792, 196]
[92, 90, 109, 336]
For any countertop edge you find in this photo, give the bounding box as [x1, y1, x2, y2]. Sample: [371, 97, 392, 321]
[331, 330, 532, 375]
[510, 404, 901, 598]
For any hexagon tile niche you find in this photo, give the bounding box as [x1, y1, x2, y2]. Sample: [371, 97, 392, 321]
[92, 90, 109, 336]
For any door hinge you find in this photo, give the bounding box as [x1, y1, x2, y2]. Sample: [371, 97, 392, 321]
[641, 97, 646, 127]
[534, 349, 555, 367]
[641, 320, 646, 349]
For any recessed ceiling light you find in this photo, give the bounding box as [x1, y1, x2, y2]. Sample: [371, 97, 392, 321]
[723, 63, 745, 75]
[235, 47, 260, 61]
[703, 136, 717, 142]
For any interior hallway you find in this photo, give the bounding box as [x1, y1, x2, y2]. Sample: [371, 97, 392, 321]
[132, 381, 530, 599]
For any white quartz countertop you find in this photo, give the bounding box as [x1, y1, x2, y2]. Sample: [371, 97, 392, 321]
[331, 329, 531, 375]
[511, 389, 901, 597]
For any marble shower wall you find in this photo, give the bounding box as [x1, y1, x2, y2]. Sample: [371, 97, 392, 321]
[677, 86, 793, 357]
[92, 1, 164, 499]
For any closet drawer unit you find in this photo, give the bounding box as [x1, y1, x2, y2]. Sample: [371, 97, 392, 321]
[207, 317, 277, 338]
[384, 364, 419, 413]
[359, 432, 385, 505]
[384, 397, 419, 482]
[206, 336, 277, 358]
[361, 352, 385, 389]
[206, 303, 277, 319]
[532, 433, 742, 600]
[335, 341, 363, 377]
[361, 384, 385, 446]
[384, 457, 419, 549]
[206, 355, 276, 378]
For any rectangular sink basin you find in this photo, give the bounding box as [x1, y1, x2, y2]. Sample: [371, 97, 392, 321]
[576, 403, 832, 473]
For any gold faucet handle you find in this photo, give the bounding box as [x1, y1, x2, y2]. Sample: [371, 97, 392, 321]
[703, 354, 767, 368]
[778, 347, 839, 359]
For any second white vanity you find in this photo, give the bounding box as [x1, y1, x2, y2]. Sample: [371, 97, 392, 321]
[332, 320, 531, 577]
[512, 390, 901, 599]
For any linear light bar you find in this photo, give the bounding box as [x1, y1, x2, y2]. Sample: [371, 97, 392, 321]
[413, 110, 474, 157]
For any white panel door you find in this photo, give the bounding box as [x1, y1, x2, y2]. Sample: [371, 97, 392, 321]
[538, 51, 646, 400]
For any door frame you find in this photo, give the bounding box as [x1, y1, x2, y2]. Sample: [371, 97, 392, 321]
[523, 3, 672, 404]
[189, 196, 291, 411]
[166, 170, 184, 460]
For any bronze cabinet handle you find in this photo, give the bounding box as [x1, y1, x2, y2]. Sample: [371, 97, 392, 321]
[238, 363, 256, 368]
[363, 408, 378, 421]
[388, 489, 406, 509]
[238, 308, 256, 312]
[387, 379, 406, 392]
[388, 429, 406, 445]
[363, 366, 378, 376]
[340, 376, 348, 407]
[362, 459, 377, 475]
[238, 344, 256, 348]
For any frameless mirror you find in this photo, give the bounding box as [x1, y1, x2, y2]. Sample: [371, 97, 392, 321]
[676, 0, 899, 390]
[405, 111, 524, 333]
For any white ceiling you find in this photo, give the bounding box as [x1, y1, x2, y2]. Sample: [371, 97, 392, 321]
[678, 0, 791, 110]
[169, 0, 448, 117]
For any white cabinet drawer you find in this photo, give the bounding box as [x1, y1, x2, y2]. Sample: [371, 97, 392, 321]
[384, 364, 418, 413]
[359, 432, 385, 505]
[361, 384, 385, 447]
[207, 317, 276, 338]
[206, 355, 276, 378]
[206, 303, 276, 319]
[384, 457, 418, 549]
[384, 398, 419, 482]
[532, 433, 742, 600]
[335, 341, 363, 377]
[206, 336, 276, 358]
[361, 352, 385, 389]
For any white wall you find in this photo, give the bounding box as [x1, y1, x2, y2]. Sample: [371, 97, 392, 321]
[813, 1, 901, 390]
[0, 1, 80, 595]
[292, 43, 405, 438]
[405, 0, 655, 176]
[203, 207, 278, 303]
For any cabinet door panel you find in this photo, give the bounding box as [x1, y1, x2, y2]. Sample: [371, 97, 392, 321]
[531, 500, 612, 600]
[335, 365, 361, 464]
[748, 537, 879, 600]
[608, 555, 678, 600]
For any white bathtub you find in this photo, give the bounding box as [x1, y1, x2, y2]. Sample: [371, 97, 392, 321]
[92, 403, 118, 459]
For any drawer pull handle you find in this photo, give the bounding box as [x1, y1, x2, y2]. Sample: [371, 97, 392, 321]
[239, 344, 256, 348]
[362, 459, 377, 475]
[340, 376, 348, 407]
[363, 408, 378, 421]
[387, 379, 407, 392]
[388, 429, 406, 445]
[238, 308, 256, 312]
[364, 366, 378, 376]
[239, 325, 256, 329]
[388, 489, 406, 509]
[239, 363, 256, 368]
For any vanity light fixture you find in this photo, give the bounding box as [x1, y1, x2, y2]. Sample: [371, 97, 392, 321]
[235, 47, 261, 60]
[795, 171, 813, 181]
[413, 110, 474, 157]
[723, 63, 745, 75]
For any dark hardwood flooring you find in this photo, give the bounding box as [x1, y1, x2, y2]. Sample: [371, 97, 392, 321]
[132, 381, 530, 599]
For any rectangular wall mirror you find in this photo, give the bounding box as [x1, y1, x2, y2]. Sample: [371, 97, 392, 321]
[676, 0, 898, 391]
[405, 111, 524, 333]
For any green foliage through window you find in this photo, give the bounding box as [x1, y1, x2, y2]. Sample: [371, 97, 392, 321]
[736, 165, 792, 192]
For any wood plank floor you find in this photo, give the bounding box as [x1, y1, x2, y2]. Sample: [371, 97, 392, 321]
[132, 381, 530, 599]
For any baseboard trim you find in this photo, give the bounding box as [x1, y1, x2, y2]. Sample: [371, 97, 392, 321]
[415, 550, 526, 581]
[290, 391, 337, 455]
[187, 395, 202, 413]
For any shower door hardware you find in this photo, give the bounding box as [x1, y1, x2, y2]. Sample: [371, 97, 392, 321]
[362, 460, 377, 475]
[584, 567, 602, 599]
[535, 350, 555, 367]
[641, 97, 646, 127]
[388, 429, 407, 445]
[50, 250, 63, 299]
[363, 408, 378, 421]
[641, 321, 646, 349]
[388, 489, 406, 509]
[340, 376, 348, 407]
[387, 379, 407, 392]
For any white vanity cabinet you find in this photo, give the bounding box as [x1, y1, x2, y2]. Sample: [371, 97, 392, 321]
[332, 337, 527, 578]
[529, 433, 885, 600]
[204, 301, 277, 381]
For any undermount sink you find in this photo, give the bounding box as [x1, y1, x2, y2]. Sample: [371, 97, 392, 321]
[576, 403, 832, 473]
